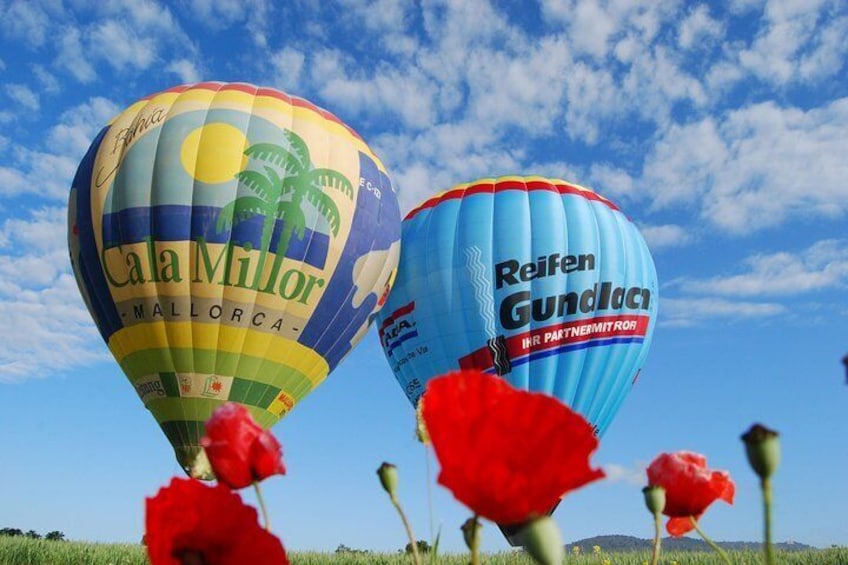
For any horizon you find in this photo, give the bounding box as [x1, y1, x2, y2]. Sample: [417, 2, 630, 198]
[1, 0, 846, 554]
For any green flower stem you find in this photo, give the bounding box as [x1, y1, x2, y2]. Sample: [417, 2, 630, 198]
[253, 482, 271, 531]
[469, 516, 481, 565]
[762, 477, 775, 565]
[391, 495, 421, 565]
[650, 512, 662, 565]
[689, 516, 732, 565]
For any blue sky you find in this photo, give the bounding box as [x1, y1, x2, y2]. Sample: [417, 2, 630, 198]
[1, 0, 846, 554]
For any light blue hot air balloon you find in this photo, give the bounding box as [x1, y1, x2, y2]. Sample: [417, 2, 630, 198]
[378, 174, 657, 436]
[377, 175, 657, 542]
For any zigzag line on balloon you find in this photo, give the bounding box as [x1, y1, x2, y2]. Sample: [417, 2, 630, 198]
[464, 246, 497, 337]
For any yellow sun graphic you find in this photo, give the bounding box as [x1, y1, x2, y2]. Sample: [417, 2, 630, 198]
[181, 123, 249, 184]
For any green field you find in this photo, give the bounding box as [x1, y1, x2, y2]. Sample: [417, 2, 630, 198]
[1, 538, 846, 565]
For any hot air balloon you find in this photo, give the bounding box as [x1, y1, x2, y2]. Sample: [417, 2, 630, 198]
[376, 176, 657, 541]
[68, 82, 400, 473]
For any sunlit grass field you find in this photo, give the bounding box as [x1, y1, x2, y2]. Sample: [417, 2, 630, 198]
[2, 537, 847, 565]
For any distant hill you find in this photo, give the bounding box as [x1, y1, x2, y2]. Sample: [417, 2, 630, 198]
[568, 534, 814, 552]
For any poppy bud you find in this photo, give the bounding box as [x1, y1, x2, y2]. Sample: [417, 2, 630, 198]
[520, 516, 564, 565]
[741, 423, 780, 480]
[642, 485, 666, 515]
[376, 462, 399, 500]
[461, 517, 482, 553]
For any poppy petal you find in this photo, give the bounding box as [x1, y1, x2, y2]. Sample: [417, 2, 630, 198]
[145, 478, 289, 565]
[667, 516, 696, 537]
[201, 403, 285, 489]
[423, 370, 604, 525]
[646, 451, 735, 526]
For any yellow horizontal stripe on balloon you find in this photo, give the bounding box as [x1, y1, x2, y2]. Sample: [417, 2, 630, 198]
[109, 322, 329, 384]
[422, 175, 618, 209]
[157, 86, 385, 172]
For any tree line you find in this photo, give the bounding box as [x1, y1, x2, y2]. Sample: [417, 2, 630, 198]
[0, 528, 65, 541]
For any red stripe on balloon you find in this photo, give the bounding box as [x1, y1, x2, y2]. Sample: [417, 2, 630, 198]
[378, 301, 416, 333]
[405, 179, 621, 221]
[458, 314, 650, 372]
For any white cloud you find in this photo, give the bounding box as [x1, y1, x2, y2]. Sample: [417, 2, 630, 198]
[674, 240, 848, 296]
[603, 462, 646, 485]
[0, 166, 28, 198]
[571, 0, 617, 58]
[33, 65, 61, 94]
[737, 0, 845, 85]
[587, 164, 635, 199]
[639, 99, 848, 232]
[56, 26, 98, 83]
[53, 1, 194, 82]
[0, 150, 78, 200]
[89, 20, 157, 71]
[797, 14, 848, 82]
[466, 37, 572, 135]
[638, 224, 694, 251]
[621, 44, 708, 126]
[562, 63, 624, 144]
[0, 0, 50, 47]
[660, 297, 786, 327]
[0, 208, 107, 381]
[730, 0, 766, 13]
[0, 207, 67, 254]
[641, 118, 727, 208]
[270, 47, 306, 90]
[336, 0, 416, 56]
[0, 274, 107, 382]
[705, 100, 848, 231]
[0, 97, 118, 200]
[47, 97, 120, 155]
[186, 0, 271, 46]
[187, 0, 246, 25]
[4, 84, 40, 112]
[165, 59, 202, 84]
[678, 4, 724, 50]
[316, 57, 440, 131]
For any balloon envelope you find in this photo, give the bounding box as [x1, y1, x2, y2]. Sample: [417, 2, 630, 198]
[377, 176, 657, 437]
[68, 82, 400, 471]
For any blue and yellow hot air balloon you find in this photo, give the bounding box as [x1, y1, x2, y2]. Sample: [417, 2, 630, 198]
[68, 82, 400, 472]
[378, 175, 657, 435]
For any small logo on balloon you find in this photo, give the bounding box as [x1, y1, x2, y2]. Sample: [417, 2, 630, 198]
[379, 301, 418, 356]
[203, 376, 224, 397]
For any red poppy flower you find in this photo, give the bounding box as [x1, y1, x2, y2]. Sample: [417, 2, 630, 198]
[421, 370, 605, 525]
[145, 477, 288, 565]
[646, 451, 735, 536]
[201, 403, 286, 489]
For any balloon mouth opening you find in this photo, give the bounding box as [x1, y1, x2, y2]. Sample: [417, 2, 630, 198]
[497, 502, 560, 547]
[173, 445, 214, 481]
[497, 522, 526, 547]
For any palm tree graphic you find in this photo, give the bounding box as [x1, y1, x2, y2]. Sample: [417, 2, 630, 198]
[215, 129, 353, 292]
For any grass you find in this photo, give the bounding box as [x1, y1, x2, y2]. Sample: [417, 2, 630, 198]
[0, 537, 146, 565]
[1, 537, 847, 565]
